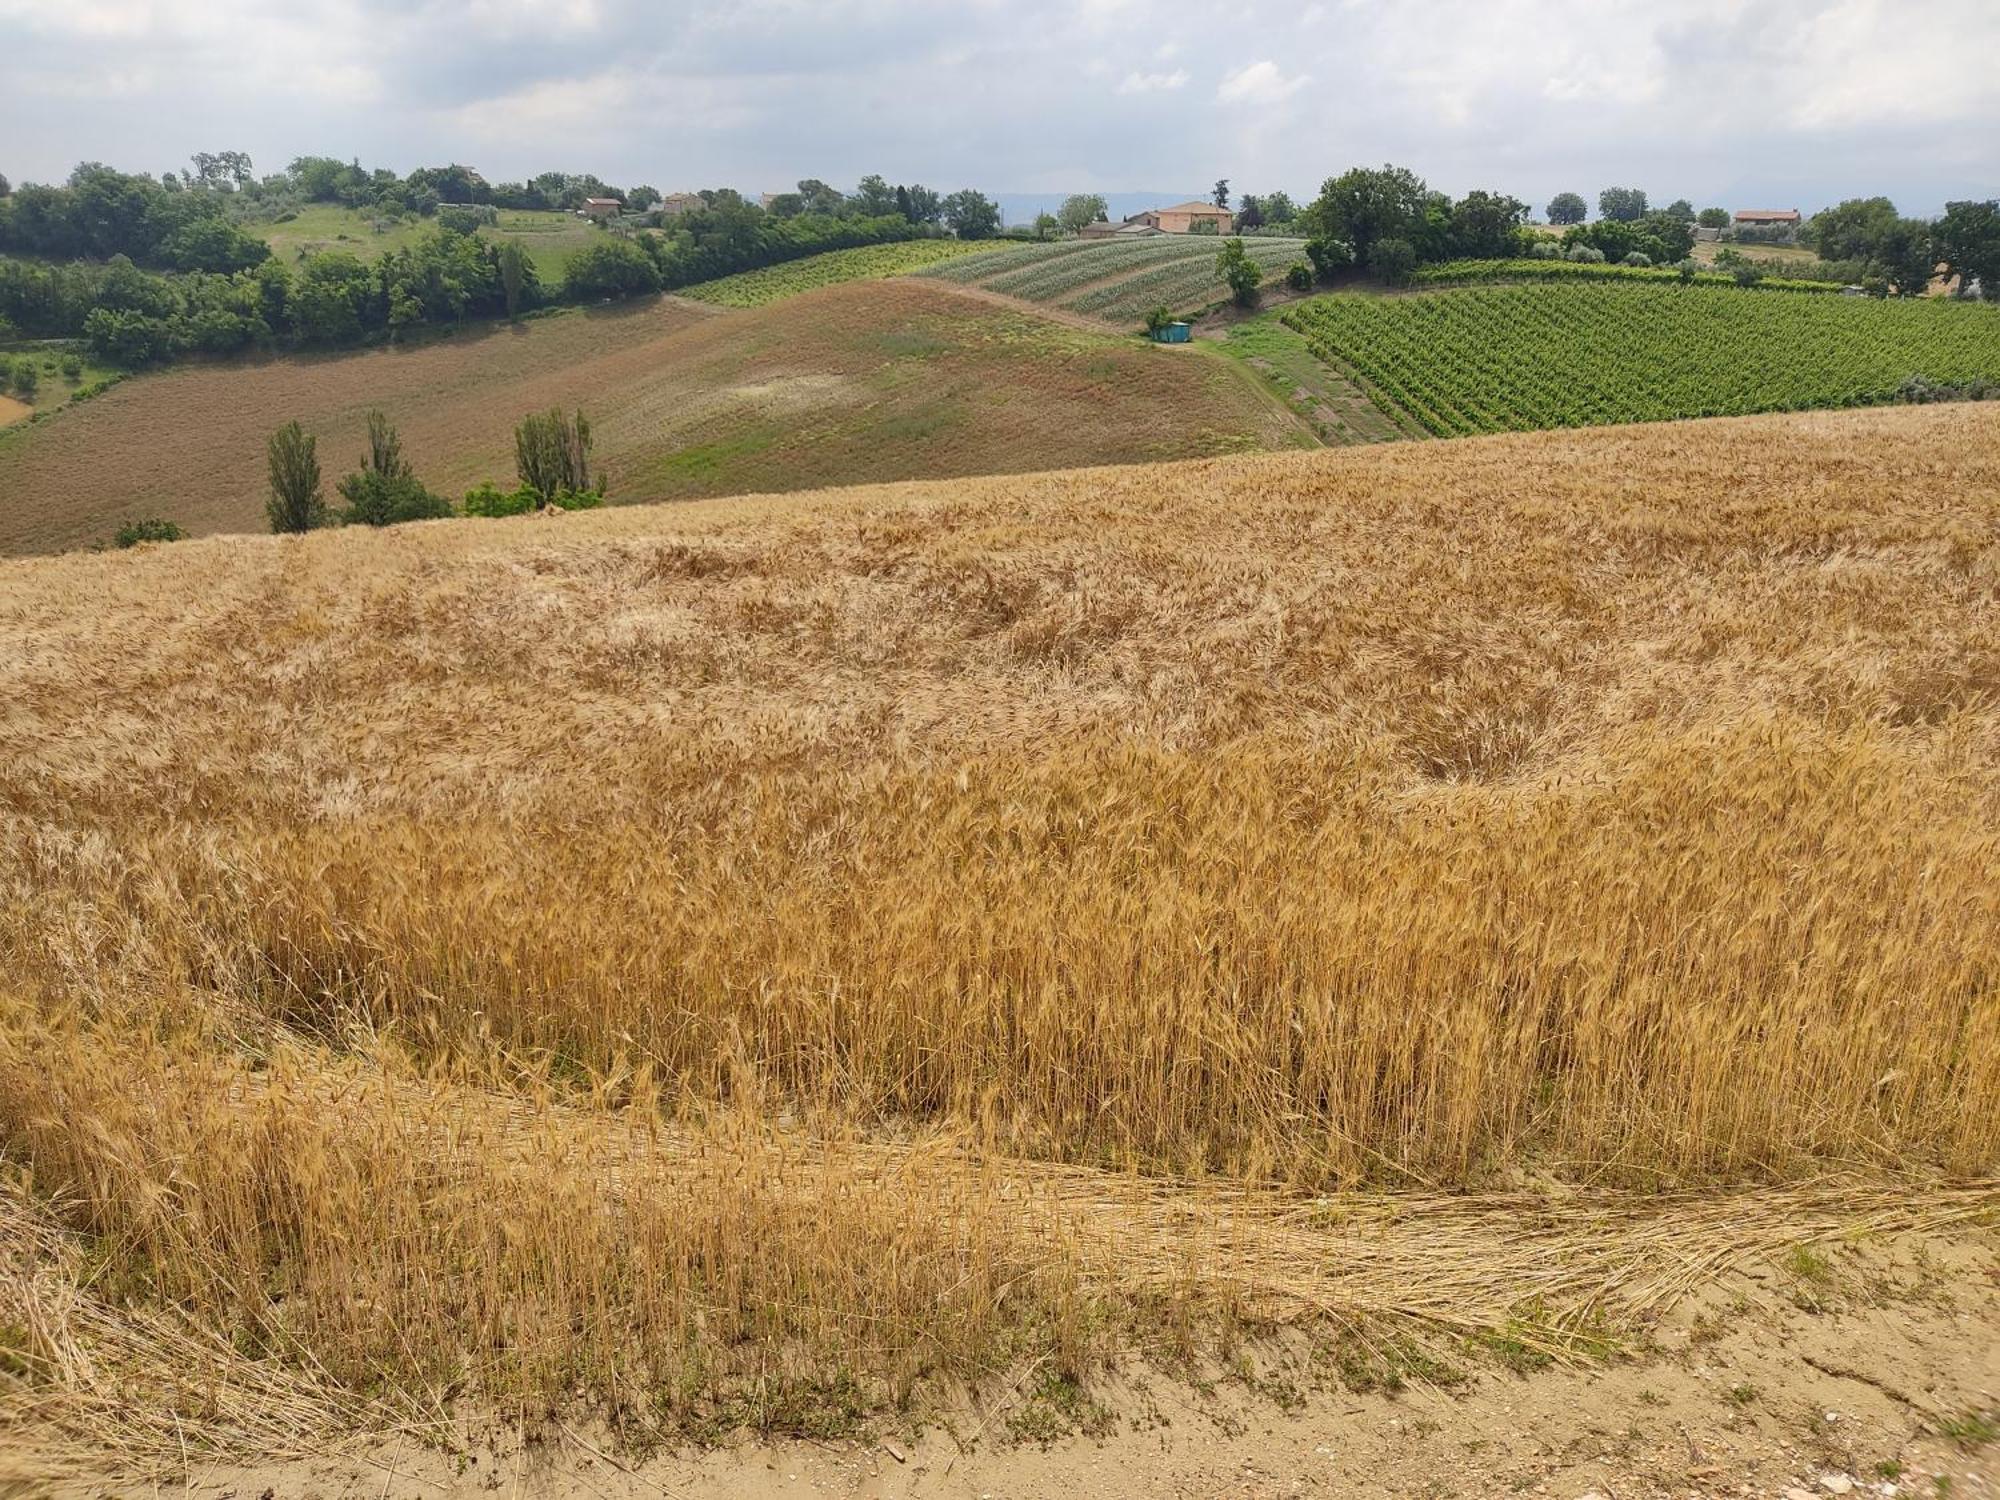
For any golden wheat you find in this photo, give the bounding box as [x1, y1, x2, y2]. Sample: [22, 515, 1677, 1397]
[2, 403, 1997, 1470]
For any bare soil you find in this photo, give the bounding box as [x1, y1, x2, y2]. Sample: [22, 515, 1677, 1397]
[0, 279, 1300, 556]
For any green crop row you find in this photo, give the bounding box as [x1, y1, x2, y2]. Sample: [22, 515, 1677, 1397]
[679, 240, 1011, 307]
[1281, 283, 2000, 437]
[1409, 259, 1846, 294]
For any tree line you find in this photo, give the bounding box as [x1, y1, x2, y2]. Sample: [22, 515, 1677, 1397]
[0, 158, 1010, 367]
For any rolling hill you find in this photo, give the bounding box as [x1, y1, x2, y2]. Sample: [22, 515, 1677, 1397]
[0, 277, 1302, 554]
[4, 403, 1997, 1482]
[916, 234, 1314, 325]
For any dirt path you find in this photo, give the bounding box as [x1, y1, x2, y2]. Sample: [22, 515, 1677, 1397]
[48, 1220, 1998, 1499]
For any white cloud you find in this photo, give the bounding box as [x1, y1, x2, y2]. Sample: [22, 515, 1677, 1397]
[1117, 68, 1190, 95]
[1216, 59, 1308, 104]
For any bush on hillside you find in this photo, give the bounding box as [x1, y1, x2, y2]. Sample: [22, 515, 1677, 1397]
[8, 355, 35, 395]
[1286, 261, 1313, 292]
[463, 480, 606, 516]
[1370, 238, 1418, 287]
[1623, 252, 1653, 267]
[515, 408, 600, 500]
[113, 517, 186, 547]
[1527, 241, 1562, 260]
[562, 240, 661, 301]
[1565, 246, 1607, 264]
[1304, 238, 1352, 280]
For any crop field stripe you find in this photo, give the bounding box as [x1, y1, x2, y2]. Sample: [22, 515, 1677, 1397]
[1283, 283, 2000, 435]
[676, 239, 1009, 307]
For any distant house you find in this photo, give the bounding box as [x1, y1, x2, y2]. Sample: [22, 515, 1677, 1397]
[1078, 220, 1121, 240]
[1733, 209, 1801, 228]
[1113, 220, 1165, 237]
[580, 197, 623, 221]
[658, 192, 705, 217]
[1132, 200, 1235, 235]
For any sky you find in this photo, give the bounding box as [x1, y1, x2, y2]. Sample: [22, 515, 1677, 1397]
[3, 0, 1997, 220]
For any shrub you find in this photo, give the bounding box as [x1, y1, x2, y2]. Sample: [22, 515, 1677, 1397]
[562, 239, 661, 301]
[9, 355, 36, 396]
[462, 481, 544, 518]
[1370, 238, 1418, 287]
[338, 469, 455, 526]
[1731, 261, 1765, 288]
[1526, 241, 1562, 260]
[435, 204, 499, 234]
[265, 421, 327, 534]
[1143, 305, 1175, 335]
[1623, 252, 1653, 268]
[515, 408, 599, 500]
[1675, 259, 1699, 284]
[1565, 246, 1607, 264]
[113, 517, 186, 547]
[59, 352, 83, 380]
[1285, 261, 1313, 292]
[1305, 238, 1352, 281]
[1216, 237, 1264, 307]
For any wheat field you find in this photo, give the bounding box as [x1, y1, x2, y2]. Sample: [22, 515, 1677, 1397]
[2, 403, 1997, 1473]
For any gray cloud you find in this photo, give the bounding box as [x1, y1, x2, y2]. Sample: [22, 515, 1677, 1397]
[1, 0, 1994, 214]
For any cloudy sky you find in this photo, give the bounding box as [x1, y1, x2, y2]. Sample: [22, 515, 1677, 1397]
[4, 0, 1996, 217]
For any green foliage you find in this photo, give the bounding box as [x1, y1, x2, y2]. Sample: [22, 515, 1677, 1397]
[1285, 260, 1313, 292]
[8, 355, 35, 396]
[1304, 238, 1351, 280]
[1446, 190, 1530, 259]
[1143, 304, 1175, 334]
[942, 190, 1002, 240]
[1698, 207, 1730, 229]
[515, 408, 598, 500]
[1058, 194, 1108, 235]
[1216, 237, 1263, 306]
[113, 517, 186, 547]
[1280, 281, 2000, 437]
[1663, 199, 1696, 222]
[1598, 186, 1649, 222]
[1546, 192, 1587, 226]
[562, 238, 661, 300]
[1937, 200, 2000, 298]
[1371, 237, 1417, 286]
[59, 352, 83, 379]
[462, 481, 542, 517]
[435, 203, 499, 233]
[1304, 164, 1433, 268]
[1808, 197, 1900, 261]
[335, 410, 454, 525]
[1031, 212, 1058, 241]
[265, 420, 326, 533]
[497, 238, 529, 318]
[678, 239, 1003, 307]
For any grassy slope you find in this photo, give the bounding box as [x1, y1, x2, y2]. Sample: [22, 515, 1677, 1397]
[251, 203, 600, 282]
[1284, 281, 2000, 436]
[2, 405, 1996, 1467]
[917, 235, 1312, 325]
[0, 278, 1303, 554]
[677, 239, 1011, 307]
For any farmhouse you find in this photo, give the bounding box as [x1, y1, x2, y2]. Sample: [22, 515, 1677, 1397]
[1733, 209, 1801, 228]
[1077, 220, 1120, 240]
[1133, 201, 1234, 234]
[658, 192, 705, 216]
[580, 197, 623, 221]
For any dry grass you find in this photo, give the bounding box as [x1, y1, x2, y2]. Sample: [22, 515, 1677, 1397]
[1, 404, 1997, 1472]
[0, 279, 1299, 556]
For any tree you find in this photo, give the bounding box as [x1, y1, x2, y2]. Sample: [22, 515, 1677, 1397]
[1873, 218, 1938, 297]
[903, 185, 943, 225]
[1598, 187, 1648, 222]
[1260, 190, 1297, 225]
[626, 185, 661, 212]
[794, 178, 846, 216]
[0, 174, 10, 198]
[1058, 193, 1108, 235]
[1304, 164, 1430, 269]
[1212, 178, 1230, 210]
[1697, 206, 1730, 229]
[1446, 190, 1528, 259]
[563, 239, 661, 300]
[1031, 212, 1058, 241]
[1546, 192, 1587, 225]
[1370, 237, 1417, 286]
[497, 239, 529, 319]
[515, 409, 597, 500]
[1235, 194, 1265, 231]
[942, 189, 1001, 240]
[852, 174, 899, 216]
[1215, 236, 1263, 306]
[1806, 198, 1899, 262]
[1935, 200, 2000, 297]
[1663, 198, 1696, 222]
[266, 422, 326, 533]
[337, 410, 453, 525]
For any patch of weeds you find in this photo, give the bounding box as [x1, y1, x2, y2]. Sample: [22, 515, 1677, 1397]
[0, 1323, 39, 1383]
[1938, 1407, 1999, 1449]
[1876, 1459, 1905, 1479]
[1470, 1319, 1556, 1375]
[1725, 1383, 1758, 1407]
[1787, 1244, 1839, 1311]
[1006, 1368, 1113, 1445]
[1637, 1389, 1667, 1407]
[1327, 1334, 1466, 1395]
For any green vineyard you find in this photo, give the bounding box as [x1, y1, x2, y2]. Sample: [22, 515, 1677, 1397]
[1282, 284, 2000, 436]
[918, 235, 1312, 325]
[678, 239, 1007, 307]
